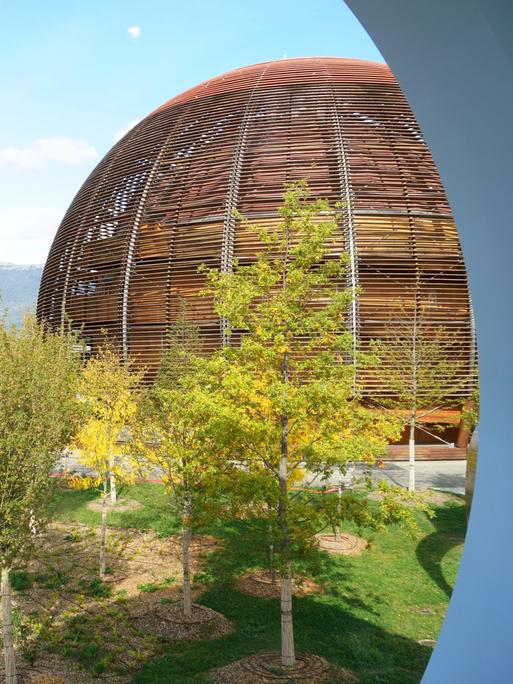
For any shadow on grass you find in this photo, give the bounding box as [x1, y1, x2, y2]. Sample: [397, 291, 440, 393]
[41, 489, 460, 682]
[201, 520, 383, 616]
[415, 498, 467, 598]
[130, 520, 432, 684]
[18, 555, 430, 684]
[130, 583, 432, 684]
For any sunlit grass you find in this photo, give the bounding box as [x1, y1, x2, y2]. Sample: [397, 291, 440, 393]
[49, 484, 466, 683]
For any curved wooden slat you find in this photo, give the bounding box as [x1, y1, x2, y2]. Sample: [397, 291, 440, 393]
[37, 57, 475, 405]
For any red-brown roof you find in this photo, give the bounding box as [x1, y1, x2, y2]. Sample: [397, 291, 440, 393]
[154, 57, 394, 112]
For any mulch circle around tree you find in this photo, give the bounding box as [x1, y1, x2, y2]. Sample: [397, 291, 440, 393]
[131, 602, 234, 641]
[86, 497, 142, 513]
[316, 532, 368, 556]
[234, 569, 321, 599]
[209, 652, 358, 683]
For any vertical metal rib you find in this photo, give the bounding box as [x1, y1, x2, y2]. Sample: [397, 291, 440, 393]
[329, 89, 359, 376]
[121, 138, 172, 363]
[220, 63, 270, 345]
[60, 138, 132, 327]
[468, 292, 477, 376]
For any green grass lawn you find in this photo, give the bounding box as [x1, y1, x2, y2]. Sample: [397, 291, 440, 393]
[50, 482, 182, 536]
[48, 483, 466, 684]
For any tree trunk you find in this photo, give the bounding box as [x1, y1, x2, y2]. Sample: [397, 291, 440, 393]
[408, 416, 416, 492]
[99, 480, 108, 580]
[1, 567, 17, 684]
[182, 504, 193, 620]
[335, 465, 342, 542]
[29, 509, 37, 536]
[279, 413, 295, 664]
[280, 561, 295, 667]
[278, 347, 295, 667]
[268, 523, 276, 584]
[109, 473, 117, 504]
[109, 454, 117, 503]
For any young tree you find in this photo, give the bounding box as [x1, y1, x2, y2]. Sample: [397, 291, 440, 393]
[0, 314, 81, 683]
[370, 309, 475, 491]
[73, 342, 143, 580]
[135, 315, 232, 620]
[202, 181, 402, 667]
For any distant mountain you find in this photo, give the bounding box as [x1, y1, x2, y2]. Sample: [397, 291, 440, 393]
[0, 262, 43, 326]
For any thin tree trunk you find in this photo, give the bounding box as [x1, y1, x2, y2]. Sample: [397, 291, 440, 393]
[279, 364, 295, 667]
[408, 416, 416, 492]
[268, 523, 276, 584]
[182, 501, 193, 620]
[335, 465, 342, 542]
[278, 243, 295, 667]
[109, 452, 117, 503]
[29, 509, 37, 536]
[109, 472, 117, 504]
[99, 479, 108, 580]
[1, 567, 17, 684]
[280, 561, 294, 667]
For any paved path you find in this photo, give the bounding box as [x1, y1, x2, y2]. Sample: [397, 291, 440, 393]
[302, 460, 466, 494]
[369, 459, 465, 494]
[56, 452, 466, 495]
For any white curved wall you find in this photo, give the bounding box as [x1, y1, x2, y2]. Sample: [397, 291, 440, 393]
[345, 1, 513, 681]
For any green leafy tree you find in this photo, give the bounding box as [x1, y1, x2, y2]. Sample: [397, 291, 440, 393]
[202, 181, 403, 667]
[462, 376, 480, 433]
[370, 310, 475, 491]
[73, 341, 143, 579]
[0, 314, 81, 683]
[135, 314, 232, 620]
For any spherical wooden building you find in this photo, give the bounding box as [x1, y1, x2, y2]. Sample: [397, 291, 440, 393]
[37, 57, 475, 447]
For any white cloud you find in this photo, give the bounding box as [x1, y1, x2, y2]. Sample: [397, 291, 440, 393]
[113, 119, 141, 143]
[0, 206, 65, 264]
[0, 137, 97, 170]
[128, 26, 141, 38]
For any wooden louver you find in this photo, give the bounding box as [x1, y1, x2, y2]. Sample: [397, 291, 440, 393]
[37, 57, 476, 407]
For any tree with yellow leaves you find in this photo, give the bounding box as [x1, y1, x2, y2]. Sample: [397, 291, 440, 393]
[202, 181, 404, 669]
[73, 342, 143, 580]
[134, 313, 234, 621]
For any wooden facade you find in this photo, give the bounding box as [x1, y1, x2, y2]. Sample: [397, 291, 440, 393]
[37, 58, 475, 444]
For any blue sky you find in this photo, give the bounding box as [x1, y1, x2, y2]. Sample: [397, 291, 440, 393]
[0, 0, 382, 264]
